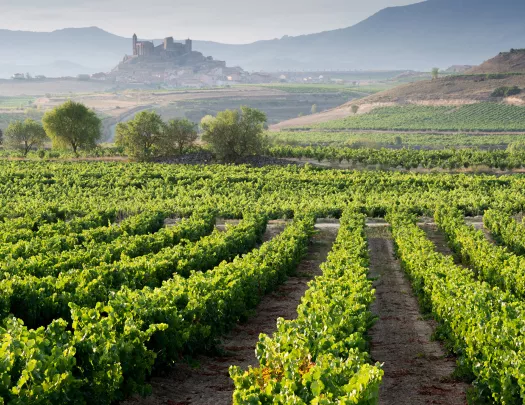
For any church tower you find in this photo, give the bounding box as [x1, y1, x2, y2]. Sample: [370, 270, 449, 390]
[185, 38, 192, 53]
[132, 34, 138, 56]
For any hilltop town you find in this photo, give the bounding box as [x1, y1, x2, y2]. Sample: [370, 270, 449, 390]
[108, 34, 254, 87]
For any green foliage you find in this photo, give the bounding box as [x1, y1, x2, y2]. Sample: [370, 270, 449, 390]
[389, 209, 525, 403]
[201, 106, 267, 162]
[431, 67, 440, 80]
[268, 145, 525, 170]
[42, 100, 101, 157]
[230, 210, 382, 404]
[491, 86, 521, 97]
[351, 105, 359, 114]
[270, 130, 525, 150]
[507, 141, 525, 156]
[484, 209, 525, 255]
[0, 317, 82, 404]
[115, 111, 164, 161]
[161, 118, 198, 155]
[2, 161, 525, 403]
[0, 212, 267, 328]
[4, 119, 47, 156]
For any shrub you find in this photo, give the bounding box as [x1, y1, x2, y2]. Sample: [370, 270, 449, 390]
[491, 86, 521, 97]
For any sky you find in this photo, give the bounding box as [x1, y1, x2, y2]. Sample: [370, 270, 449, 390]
[1, 0, 421, 43]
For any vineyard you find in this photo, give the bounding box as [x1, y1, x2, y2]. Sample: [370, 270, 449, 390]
[268, 145, 525, 170]
[3, 161, 525, 404]
[0, 97, 35, 110]
[306, 103, 525, 132]
[270, 130, 525, 149]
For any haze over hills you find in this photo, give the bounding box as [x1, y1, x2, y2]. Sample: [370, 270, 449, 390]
[0, 0, 524, 77]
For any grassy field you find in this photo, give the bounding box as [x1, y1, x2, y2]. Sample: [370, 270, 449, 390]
[0, 96, 35, 110]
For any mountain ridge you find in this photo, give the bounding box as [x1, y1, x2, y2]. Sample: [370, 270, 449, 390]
[1, 0, 524, 77]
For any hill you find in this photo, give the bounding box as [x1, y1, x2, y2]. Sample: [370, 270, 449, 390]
[272, 72, 525, 130]
[1, 0, 525, 77]
[272, 45, 525, 130]
[467, 49, 525, 74]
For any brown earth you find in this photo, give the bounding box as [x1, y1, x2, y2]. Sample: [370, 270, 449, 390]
[467, 50, 525, 74]
[418, 222, 456, 258]
[367, 225, 468, 405]
[121, 221, 339, 405]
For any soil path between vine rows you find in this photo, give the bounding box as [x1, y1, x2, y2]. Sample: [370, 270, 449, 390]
[367, 225, 468, 405]
[122, 221, 339, 405]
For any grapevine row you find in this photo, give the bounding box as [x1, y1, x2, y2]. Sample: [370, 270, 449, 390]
[0, 208, 118, 244]
[0, 214, 313, 404]
[0, 210, 167, 265]
[1, 211, 208, 278]
[389, 209, 525, 403]
[0, 212, 266, 328]
[434, 206, 525, 299]
[268, 145, 525, 170]
[230, 210, 383, 403]
[483, 209, 525, 255]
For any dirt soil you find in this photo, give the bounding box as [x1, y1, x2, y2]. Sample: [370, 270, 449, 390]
[367, 225, 468, 405]
[467, 50, 525, 74]
[419, 218, 496, 251]
[418, 222, 456, 257]
[122, 221, 339, 405]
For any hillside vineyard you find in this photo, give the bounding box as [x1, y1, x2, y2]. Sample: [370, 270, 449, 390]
[3, 161, 525, 403]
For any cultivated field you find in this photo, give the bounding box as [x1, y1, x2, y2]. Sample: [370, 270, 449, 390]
[1, 161, 525, 404]
[4, 57, 525, 405]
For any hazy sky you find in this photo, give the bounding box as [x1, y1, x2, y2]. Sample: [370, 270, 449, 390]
[2, 0, 421, 43]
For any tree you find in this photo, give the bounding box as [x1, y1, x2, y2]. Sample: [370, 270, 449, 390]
[161, 118, 198, 155]
[351, 105, 359, 114]
[431, 67, 440, 80]
[115, 111, 164, 161]
[311, 104, 318, 114]
[200, 115, 214, 130]
[4, 119, 47, 156]
[42, 100, 101, 157]
[201, 106, 267, 162]
[0, 128, 3, 145]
